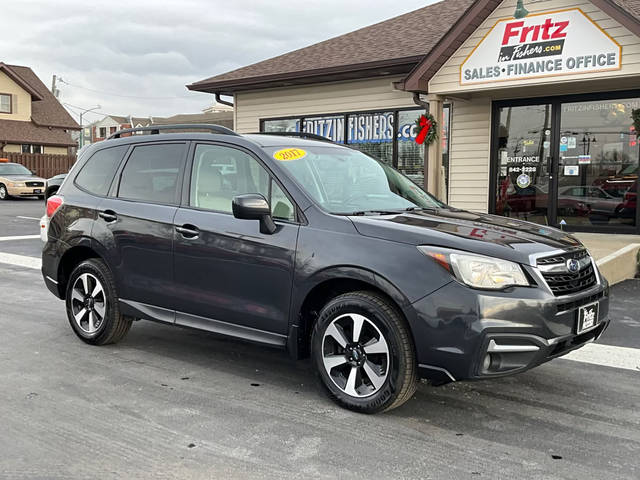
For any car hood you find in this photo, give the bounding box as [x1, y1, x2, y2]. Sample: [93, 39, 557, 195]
[1, 175, 44, 182]
[349, 208, 583, 266]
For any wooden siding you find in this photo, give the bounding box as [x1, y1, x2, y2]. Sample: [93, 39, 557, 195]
[447, 99, 492, 212]
[429, 0, 640, 95]
[1, 152, 76, 178]
[234, 77, 416, 133]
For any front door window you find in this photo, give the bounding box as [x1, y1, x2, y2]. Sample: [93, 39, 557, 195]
[557, 99, 638, 227]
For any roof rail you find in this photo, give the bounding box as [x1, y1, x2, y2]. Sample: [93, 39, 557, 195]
[107, 124, 239, 140]
[250, 131, 336, 143]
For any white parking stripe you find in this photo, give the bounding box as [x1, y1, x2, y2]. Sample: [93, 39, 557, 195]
[0, 252, 41, 270]
[563, 343, 640, 372]
[0, 235, 40, 242]
[16, 215, 41, 220]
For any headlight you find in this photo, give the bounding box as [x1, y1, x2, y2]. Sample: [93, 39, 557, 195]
[9, 182, 25, 187]
[418, 247, 529, 290]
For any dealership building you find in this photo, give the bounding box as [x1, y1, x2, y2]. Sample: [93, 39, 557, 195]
[189, 0, 640, 235]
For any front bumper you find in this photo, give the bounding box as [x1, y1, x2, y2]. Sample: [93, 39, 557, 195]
[7, 185, 45, 196]
[407, 274, 610, 385]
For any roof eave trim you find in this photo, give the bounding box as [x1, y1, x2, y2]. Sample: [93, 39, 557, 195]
[187, 56, 425, 93]
[0, 63, 44, 101]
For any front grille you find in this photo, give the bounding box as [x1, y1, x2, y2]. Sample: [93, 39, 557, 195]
[26, 181, 44, 187]
[537, 249, 597, 296]
[537, 249, 589, 265]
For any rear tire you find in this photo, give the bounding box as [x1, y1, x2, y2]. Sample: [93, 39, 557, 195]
[0, 184, 9, 200]
[311, 291, 418, 413]
[65, 259, 132, 345]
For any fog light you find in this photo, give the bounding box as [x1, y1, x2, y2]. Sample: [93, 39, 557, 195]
[483, 354, 492, 371]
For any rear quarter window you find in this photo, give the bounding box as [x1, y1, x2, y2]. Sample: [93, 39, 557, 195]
[74, 145, 129, 196]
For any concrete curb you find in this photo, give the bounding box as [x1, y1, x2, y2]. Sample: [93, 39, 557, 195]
[596, 243, 640, 286]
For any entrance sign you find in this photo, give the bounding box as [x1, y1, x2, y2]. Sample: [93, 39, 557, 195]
[461, 9, 621, 85]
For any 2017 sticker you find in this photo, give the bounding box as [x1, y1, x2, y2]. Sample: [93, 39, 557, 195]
[273, 148, 307, 161]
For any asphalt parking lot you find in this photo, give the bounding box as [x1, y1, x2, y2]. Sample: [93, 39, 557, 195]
[0, 198, 639, 479]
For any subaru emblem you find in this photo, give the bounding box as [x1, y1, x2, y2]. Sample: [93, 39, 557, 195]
[566, 258, 580, 273]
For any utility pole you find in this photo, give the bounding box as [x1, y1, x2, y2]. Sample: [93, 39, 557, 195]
[51, 75, 60, 99]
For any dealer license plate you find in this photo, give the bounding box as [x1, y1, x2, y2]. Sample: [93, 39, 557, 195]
[577, 302, 599, 334]
[33, 189, 42, 194]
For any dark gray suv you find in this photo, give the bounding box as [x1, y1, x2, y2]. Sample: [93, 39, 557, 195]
[42, 125, 610, 413]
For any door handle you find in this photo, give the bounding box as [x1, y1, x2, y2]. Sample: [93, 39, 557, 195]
[176, 224, 199, 239]
[98, 210, 117, 223]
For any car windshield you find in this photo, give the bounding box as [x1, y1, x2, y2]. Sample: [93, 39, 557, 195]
[267, 145, 445, 215]
[0, 163, 32, 175]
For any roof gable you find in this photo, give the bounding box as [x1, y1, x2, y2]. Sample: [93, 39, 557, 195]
[401, 0, 640, 91]
[3, 63, 79, 129]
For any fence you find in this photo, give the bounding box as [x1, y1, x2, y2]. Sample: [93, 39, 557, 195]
[0, 152, 76, 179]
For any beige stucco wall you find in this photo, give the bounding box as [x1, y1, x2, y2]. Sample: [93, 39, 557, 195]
[44, 146, 69, 155]
[428, 0, 640, 213]
[234, 77, 417, 133]
[0, 71, 32, 122]
[2, 144, 21, 153]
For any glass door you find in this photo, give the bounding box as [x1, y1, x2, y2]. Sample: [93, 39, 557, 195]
[557, 99, 638, 229]
[494, 104, 554, 225]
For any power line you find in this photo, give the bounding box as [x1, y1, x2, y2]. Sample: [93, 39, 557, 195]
[58, 78, 197, 100]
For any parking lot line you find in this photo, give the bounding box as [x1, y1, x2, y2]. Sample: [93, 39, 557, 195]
[0, 235, 40, 242]
[0, 252, 41, 270]
[563, 343, 640, 372]
[16, 215, 41, 220]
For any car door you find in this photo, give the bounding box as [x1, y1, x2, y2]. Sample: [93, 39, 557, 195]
[95, 142, 187, 318]
[172, 142, 299, 339]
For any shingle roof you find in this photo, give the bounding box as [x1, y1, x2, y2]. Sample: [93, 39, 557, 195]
[189, 0, 640, 94]
[0, 119, 77, 147]
[188, 0, 475, 93]
[151, 111, 233, 129]
[6, 64, 80, 130]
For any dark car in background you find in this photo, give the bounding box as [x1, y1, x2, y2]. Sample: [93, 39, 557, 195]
[41, 125, 610, 413]
[45, 173, 67, 200]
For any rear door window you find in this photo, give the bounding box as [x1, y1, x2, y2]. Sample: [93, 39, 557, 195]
[74, 145, 128, 196]
[117, 143, 186, 204]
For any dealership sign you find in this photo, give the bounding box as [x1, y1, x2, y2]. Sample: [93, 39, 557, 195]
[460, 9, 621, 85]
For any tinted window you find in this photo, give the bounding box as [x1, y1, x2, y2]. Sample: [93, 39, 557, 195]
[74, 146, 128, 196]
[118, 144, 185, 204]
[190, 144, 295, 220]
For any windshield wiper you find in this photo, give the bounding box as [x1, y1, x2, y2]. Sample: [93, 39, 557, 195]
[405, 206, 439, 212]
[348, 210, 403, 216]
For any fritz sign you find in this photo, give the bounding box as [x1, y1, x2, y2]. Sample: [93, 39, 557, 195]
[460, 9, 621, 85]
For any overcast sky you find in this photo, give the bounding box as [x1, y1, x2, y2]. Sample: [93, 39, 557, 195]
[1, 0, 436, 124]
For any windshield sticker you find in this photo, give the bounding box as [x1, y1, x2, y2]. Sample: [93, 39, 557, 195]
[273, 148, 307, 161]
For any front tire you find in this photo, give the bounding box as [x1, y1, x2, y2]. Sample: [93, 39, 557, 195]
[65, 259, 132, 345]
[0, 184, 9, 200]
[311, 291, 418, 413]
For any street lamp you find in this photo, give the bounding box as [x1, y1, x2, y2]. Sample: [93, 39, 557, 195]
[78, 105, 101, 149]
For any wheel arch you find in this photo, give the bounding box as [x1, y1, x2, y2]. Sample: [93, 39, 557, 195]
[56, 240, 105, 298]
[288, 266, 414, 360]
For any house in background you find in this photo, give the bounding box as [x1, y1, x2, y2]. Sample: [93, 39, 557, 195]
[0, 62, 79, 155]
[85, 107, 233, 145]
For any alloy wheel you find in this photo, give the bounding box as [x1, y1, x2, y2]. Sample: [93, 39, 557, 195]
[322, 313, 390, 398]
[0, 185, 6, 199]
[70, 273, 106, 334]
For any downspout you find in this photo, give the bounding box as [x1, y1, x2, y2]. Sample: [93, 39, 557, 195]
[215, 93, 234, 108]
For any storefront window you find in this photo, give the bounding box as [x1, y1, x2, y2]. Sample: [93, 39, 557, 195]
[303, 115, 344, 143]
[263, 118, 300, 133]
[558, 99, 638, 227]
[346, 111, 394, 164]
[397, 109, 424, 185]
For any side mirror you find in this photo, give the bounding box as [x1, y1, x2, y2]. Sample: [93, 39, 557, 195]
[232, 193, 277, 234]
